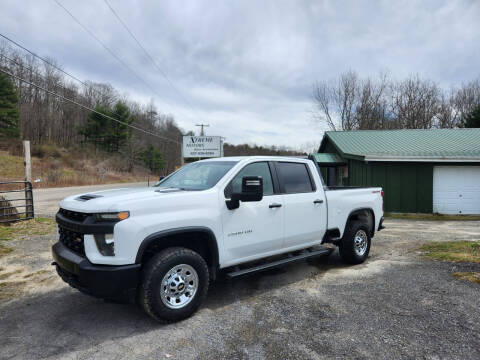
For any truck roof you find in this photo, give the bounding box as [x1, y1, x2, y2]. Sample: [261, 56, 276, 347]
[198, 155, 309, 162]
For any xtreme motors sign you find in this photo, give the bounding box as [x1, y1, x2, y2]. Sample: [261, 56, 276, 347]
[182, 136, 223, 158]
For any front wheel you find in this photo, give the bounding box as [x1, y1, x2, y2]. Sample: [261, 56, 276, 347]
[139, 247, 209, 323]
[339, 221, 371, 264]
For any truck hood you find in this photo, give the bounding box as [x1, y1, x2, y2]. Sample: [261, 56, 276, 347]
[59, 186, 198, 213]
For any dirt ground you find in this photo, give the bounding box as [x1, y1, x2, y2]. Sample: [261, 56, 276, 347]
[0, 219, 479, 359]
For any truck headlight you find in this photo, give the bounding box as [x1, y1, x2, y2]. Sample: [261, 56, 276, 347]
[94, 211, 129, 222]
[94, 234, 115, 256]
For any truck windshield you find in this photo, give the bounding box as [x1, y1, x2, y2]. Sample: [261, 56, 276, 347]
[154, 161, 238, 191]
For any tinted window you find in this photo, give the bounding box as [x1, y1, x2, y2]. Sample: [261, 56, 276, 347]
[226, 162, 274, 197]
[155, 161, 237, 190]
[276, 162, 314, 193]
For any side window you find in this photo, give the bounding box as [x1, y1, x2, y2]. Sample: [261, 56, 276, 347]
[225, 162, 274, 197]
[276, 162, 314, 194]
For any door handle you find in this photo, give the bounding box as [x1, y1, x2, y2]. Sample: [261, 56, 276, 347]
[269, 203, 282, 208]
[313, 199, 324, 204]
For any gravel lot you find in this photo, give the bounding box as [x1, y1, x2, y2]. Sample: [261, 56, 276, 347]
[1, 219, 479, 359]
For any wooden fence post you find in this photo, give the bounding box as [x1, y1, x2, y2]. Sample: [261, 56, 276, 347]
[23, 141, 34, 219]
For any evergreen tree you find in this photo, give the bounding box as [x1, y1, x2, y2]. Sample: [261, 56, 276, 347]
[140, 145, 165, 173]
[108, 102, 133, 152]
[78, 102, 133, 152]
[463, 106, 480, 128]
[0, 73, 20, 138]
[78, 105, 111, 151]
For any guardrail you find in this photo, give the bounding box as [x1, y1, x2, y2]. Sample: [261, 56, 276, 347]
[0, 181, 34, 223]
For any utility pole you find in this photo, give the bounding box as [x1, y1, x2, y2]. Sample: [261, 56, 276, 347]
[195, 124, 209, 136]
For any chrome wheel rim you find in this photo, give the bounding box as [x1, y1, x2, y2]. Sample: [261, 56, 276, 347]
[353, 230, 368, 256]
[160, 264, 198, 309]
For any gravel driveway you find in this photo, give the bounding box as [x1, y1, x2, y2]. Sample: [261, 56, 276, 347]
[0, 219, 479, 359]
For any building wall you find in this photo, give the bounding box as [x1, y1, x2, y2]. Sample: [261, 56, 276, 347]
[347, 160, 433, 213]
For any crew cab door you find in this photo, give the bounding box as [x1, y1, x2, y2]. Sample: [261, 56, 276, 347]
[274, 161, 327, 249]
[221, 161, 284, 265]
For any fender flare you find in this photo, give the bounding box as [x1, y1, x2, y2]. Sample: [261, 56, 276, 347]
[135, 226, 219, 267]
[345, 208, 376, 237]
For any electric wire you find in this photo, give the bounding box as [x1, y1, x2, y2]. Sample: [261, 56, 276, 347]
[0, 67, 181, 145]
[102, 0, 199, 115]
[52, 0, 195, 122]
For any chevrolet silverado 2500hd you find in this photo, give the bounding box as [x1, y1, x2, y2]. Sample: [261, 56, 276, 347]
[52, 156, 384, 322]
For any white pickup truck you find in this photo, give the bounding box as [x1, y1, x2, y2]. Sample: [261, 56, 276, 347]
[52, 156, 384, 322]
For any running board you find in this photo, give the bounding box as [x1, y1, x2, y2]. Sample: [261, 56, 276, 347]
[226, 247, 333, 278]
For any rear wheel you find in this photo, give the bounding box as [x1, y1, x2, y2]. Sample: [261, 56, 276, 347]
[339, 220, 371, 264]
[139, 247, 209, 322]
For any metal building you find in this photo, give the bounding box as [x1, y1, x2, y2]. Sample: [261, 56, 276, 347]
[316, 129, 480, 214]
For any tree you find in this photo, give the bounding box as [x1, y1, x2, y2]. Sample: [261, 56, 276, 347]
[107, 102, 133, 152]
[78, 101, 133, 152]
[140, 145, 165, 174]
[313, 71, 391, 130]
[463, 106, 480, 128]
[390, 75, 440, 129]
[78, 105, 111, 151]
[0, 72, 20, 138]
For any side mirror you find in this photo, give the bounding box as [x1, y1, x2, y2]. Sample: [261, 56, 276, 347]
[226, 176, 263, 210]
[159, 176, 165, 181]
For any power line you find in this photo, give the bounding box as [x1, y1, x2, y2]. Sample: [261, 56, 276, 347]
[0, 32, 131, 104]
[0, 33, 91, 90]
[0, 67, 181, 145]
[0, 38, 182, 146]
[53, 0, 195, 122]
[102, 0, 199, 115]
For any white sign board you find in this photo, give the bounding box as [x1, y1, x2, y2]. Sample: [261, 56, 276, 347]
[182, 136, 223, 158]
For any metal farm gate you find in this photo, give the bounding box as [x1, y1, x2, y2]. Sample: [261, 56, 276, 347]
[0, 181, 34, 223]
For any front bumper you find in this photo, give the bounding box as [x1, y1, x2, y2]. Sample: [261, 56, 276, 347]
[52, 241, 140, 302]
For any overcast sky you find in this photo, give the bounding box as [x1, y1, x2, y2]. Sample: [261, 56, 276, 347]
[2, 0, 479, 150]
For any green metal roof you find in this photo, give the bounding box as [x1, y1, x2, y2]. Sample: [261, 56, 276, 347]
[311, 153, 345, 164]
[320, 129, 480, 161]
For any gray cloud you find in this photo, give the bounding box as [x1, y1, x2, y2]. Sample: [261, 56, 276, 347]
[2, 0, 479, 150]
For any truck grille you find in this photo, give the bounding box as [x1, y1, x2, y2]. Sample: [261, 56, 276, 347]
[58, 208, 89, 222]
[59, 226, 85, 256]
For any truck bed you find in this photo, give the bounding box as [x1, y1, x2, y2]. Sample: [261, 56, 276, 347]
[324, 186, 383, 237]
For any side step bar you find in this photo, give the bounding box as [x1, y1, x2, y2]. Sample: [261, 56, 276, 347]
[226, 246, 333, 279]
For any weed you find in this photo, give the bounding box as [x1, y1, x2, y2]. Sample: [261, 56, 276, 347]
[385, 212, 480, 221]
[419, 241, 480, 263]
[452, 272, 480, 285]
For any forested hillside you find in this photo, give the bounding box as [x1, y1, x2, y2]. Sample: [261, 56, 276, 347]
[0, 43, 303, 185]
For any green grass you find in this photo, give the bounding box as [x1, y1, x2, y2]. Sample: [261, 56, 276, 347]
[452, 272, 480, 285]
[0, 151, 24, 179]
[0, 217, 56, 256]
[385, 212, 480, 221]
[419, 241, 480, 263]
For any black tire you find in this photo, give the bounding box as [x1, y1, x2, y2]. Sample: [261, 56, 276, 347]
[139, 247, 209, 323]
[339, 220, 371, 264]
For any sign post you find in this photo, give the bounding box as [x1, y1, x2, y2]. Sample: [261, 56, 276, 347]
[182, 136, 223, 159]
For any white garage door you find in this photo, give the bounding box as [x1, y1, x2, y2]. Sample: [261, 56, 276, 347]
[433, 166, 480, 214]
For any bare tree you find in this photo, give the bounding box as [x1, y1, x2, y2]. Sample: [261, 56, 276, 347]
[313, 70, 359, 130]
[453, 79, 480, 124]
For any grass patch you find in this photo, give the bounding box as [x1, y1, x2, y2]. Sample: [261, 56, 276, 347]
[420, 241, 480, 263]
[0, 217, 56, 242]
[23, 269, 49, 279]
[385, 212, 480, 221]
[0, 281, 27, 301]
[0, 151, 24, 179]
[0, 245, 14, 256]
[452, 272, 480, 285]
[0, 269, 23, 280]
[0, 217, 56, 257]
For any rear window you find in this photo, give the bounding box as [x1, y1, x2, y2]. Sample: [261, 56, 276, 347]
[276, 162, 314, 194]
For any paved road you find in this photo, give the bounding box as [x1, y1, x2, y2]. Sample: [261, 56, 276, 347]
[29, 182, 148, 217]
[1, 219, 479, 359]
